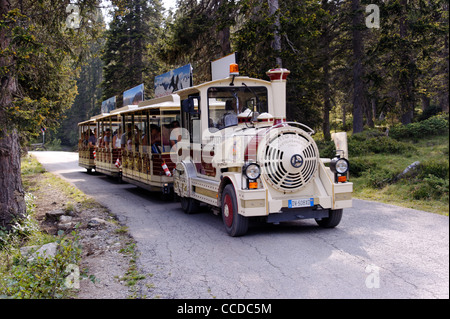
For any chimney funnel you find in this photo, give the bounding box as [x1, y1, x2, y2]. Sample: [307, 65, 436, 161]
[266, 68, 290, 124]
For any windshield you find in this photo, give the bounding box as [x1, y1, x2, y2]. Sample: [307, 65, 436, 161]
[207, 86, 268, 130]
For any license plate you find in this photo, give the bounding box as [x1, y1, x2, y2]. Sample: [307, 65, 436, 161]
[288, 198, 314, 208]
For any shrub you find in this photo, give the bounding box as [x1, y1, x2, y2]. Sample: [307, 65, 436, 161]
[315, 139, 336, 159]
[349, 158, 377, 177]
[419, 159, 449, 179]
[0, 234, 82, 299]
[348, 134, 416, 156]
[412, 175, 449, 201]
[389, 114, 449, 140]
[0, 192, 82, 299]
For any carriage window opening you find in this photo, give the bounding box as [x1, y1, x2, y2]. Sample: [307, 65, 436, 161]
[122, 115, 133, 151]
[181, 96, 200, 143]
[207, 86, 268, 130]
[134, 112, 147, 153]
[161, 110, 181, 153]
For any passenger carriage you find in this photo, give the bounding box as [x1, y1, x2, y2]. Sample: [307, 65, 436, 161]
[78, 118, 98, 173]
[94, 105, 138, 178]
[119, 94, 181, 194]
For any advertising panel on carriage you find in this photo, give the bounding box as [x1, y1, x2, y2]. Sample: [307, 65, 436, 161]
[154, 64, 193, 98]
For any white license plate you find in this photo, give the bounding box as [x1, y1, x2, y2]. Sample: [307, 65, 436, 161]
[288, 198, 314, 208]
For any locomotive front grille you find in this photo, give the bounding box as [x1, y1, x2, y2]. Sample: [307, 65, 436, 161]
[260, 130, 319, 193]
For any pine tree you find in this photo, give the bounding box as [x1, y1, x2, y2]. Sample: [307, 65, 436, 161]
[101, 0, 163, 106]
[159, 0, 238, 83]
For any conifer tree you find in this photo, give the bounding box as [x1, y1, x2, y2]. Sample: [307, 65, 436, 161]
[101, 0, 163, 106]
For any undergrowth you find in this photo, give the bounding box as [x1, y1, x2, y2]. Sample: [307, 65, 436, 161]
[317, 114, 449, 215]
[0, 155, 83, 299]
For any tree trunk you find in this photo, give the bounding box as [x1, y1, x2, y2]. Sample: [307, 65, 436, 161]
[365, 98, 374, 128]
[351, 0, 365, 133]
[268, 0, 282, 68]
[321, 0, 332, 140]
[399, 0, 414, 125]
[322, 51, 331, 140]
[0, 130, 26, 229]
[1, 0, 26, 229]
[440, 23, 449, 113]
[218, 27, 231, 56]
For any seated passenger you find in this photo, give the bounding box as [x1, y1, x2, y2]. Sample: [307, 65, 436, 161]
[150, 124, 161, 154]
[103, 128, 112, 148]
[223, 100, 238, 127]
[121, 123, 132, 149]
[88, 130, 96, 147]
[170, 120, 181, 148]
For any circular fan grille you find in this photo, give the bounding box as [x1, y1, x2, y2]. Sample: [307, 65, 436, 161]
[260, 130, 319, 192]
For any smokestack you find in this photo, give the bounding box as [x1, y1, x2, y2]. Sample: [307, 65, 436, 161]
[266, 68, 290, 124]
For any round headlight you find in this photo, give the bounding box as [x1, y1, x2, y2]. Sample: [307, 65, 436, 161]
[330, 157, 349, 174]
[335, 159, 349, 174]
[244, 163, 261, 180]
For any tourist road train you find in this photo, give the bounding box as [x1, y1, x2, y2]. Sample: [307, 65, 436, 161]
[78, 65, 353, 236]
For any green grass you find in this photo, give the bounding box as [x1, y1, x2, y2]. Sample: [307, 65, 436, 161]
[349, 134, 449, 216]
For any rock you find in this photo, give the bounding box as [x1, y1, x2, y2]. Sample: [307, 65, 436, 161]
[58, 222, 73, 230]
[394, 161, 421, 182]
[22, 242, 59, 262]
[59, 215, 72, 223]
[20, 245, 39, 257]
[45, 209, 65, 222]
[87, 218, 108, 229]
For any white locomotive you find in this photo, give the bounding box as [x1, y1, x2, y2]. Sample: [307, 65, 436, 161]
[173, 65, 352, 236]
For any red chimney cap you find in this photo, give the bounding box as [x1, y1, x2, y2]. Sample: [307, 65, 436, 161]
[266, 68, 290, 81]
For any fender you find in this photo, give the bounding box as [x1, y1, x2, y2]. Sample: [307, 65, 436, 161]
[174, 160, 197, 198]
[217, 172, 241, 207]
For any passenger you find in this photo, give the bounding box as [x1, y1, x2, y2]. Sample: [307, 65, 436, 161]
[170, 120, 182, 148]
[134, 126, 140, 152]
[113, 128, 122, 149]
[103, 128, 112, 148]
[223, 100, 238, 127]
[161, 124, 171, 151]
[141, 129, 148, 153]
[88, 129, 96, 147]
[150, 125, 161, 154]
[126, 131, 132, 151]
[83, 131, 89, 146]
[121, 123, 132, 149]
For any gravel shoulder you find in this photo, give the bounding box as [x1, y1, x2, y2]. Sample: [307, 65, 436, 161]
[28, 171, 140, 299]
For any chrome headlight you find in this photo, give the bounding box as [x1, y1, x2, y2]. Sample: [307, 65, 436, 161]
[330, 157, 349, 175]
[244, 163, 261, 180]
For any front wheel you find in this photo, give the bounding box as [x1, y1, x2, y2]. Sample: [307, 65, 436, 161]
[316, 209, 343, 228]
[221, 184, 248, 237]
[180, 196, 200, 214]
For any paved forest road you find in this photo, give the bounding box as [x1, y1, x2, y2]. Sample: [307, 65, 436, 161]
[31, 151, 449, 299]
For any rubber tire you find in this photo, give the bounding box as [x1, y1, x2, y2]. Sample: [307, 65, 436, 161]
[316, 209, 343, 228]
[180, 196, 200, 214]
[221, 184, 248, 237]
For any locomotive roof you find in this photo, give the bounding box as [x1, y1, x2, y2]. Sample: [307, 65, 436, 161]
[174, 76, 271, 98]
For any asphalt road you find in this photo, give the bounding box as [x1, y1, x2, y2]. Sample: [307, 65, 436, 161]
[30, 151, 449, 299]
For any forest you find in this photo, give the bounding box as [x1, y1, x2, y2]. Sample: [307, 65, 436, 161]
[0, 0, 448, 226]
[45, 0, 449, 147]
